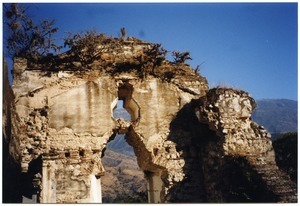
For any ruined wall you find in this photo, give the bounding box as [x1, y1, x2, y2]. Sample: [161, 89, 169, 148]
[8, 38, 209, 203]
[5, 37, 296, 203]
[194, 88, 297, 203]
[11, 61, 118, 202]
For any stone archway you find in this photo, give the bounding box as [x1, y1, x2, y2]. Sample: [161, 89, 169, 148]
[101, 81, 147, 203]
[7, 60, 205, 203]
[105, 79, 167, 203]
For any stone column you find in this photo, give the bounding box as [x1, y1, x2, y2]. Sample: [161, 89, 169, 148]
[41, 156, 57, 203]
[145, 171, 163, 203]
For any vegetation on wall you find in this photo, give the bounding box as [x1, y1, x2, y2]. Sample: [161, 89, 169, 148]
[4, 3, 202, 82]
[171, 51, 192, 64]
[63, 30, 120, 69]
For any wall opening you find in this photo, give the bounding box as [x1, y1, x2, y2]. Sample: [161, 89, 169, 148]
[101, 83, 147, 203]
[113, 100, 131, 121]
[117, 83, 140, 123]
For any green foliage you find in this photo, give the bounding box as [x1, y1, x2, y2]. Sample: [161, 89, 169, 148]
[273, 132, 297, 182]
[4, 3, 61, 60]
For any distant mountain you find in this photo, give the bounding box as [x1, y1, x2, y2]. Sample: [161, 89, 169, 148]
[113, 108, 131, 120]
[252, 99, 297, 135]
[107, 134, 135, 157]
[108, 108, 135, 156]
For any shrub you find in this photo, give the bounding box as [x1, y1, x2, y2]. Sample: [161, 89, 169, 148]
[4, 3, 60, 61]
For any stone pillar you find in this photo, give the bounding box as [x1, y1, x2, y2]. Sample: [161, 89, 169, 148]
[89, 175, 102, 203]
[41, 156, 57, 203]
[145, 171, 163, 203]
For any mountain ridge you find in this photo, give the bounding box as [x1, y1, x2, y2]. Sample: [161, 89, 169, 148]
[252, 98, 297, 134]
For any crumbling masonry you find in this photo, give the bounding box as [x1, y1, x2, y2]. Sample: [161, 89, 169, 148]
[3, 37, 297, 203]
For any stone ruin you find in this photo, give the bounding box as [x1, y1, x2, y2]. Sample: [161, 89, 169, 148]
[2, 36, 297, 203]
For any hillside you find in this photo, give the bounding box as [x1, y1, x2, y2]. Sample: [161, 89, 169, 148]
[251, 99, 297, 135]
[101, 149, 147, 203]
[109, 107, 135, 156]
[106, 134, 135, 157]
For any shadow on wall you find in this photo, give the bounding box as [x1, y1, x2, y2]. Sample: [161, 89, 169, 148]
[165, 102, 208, 202]
[165, 100, 277, 203]
[3, 137, 23, 203]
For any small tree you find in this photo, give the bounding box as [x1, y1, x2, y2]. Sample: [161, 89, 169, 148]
[171, 51, 192, 64]
[145, 43, 168, 67]
[63, 29, 111, 69]
[137, 43, 168, 79]
[3, 3, 60, 61]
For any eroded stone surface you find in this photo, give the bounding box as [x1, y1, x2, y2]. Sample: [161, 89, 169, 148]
[194, 88, 297, 202]
[3, 37, 296, 203]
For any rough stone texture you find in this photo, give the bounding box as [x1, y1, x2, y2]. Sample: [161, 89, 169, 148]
[3, 37, 296, 203]
[195, 87, 273, 157]
[10, 65, 119, 202]
[3, 59, 22, 203]
[194, 88, 297, 202]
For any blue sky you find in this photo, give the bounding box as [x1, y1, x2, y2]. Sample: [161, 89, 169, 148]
[3, 3, 298, 100]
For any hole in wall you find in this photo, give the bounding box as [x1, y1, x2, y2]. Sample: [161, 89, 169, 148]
[101, 83, 147, 203]
[117, 82, 140, 123]
[113, 100, 131, 121]
[79, 150, 84, 157]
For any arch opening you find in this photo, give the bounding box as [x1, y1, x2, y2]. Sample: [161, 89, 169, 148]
[117, 82, 140, 124]
[113, 100, 131, 121]
[101, 82, 147, 203]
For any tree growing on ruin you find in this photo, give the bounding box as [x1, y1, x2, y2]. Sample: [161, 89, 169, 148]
[3, 3, 61, 61]
[172, 51, 192, 64]
[137, 43, 168, 79]
[63, 29, 116, 69]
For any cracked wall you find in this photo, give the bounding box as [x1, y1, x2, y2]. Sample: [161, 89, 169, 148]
[4, 37, 296, 203]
